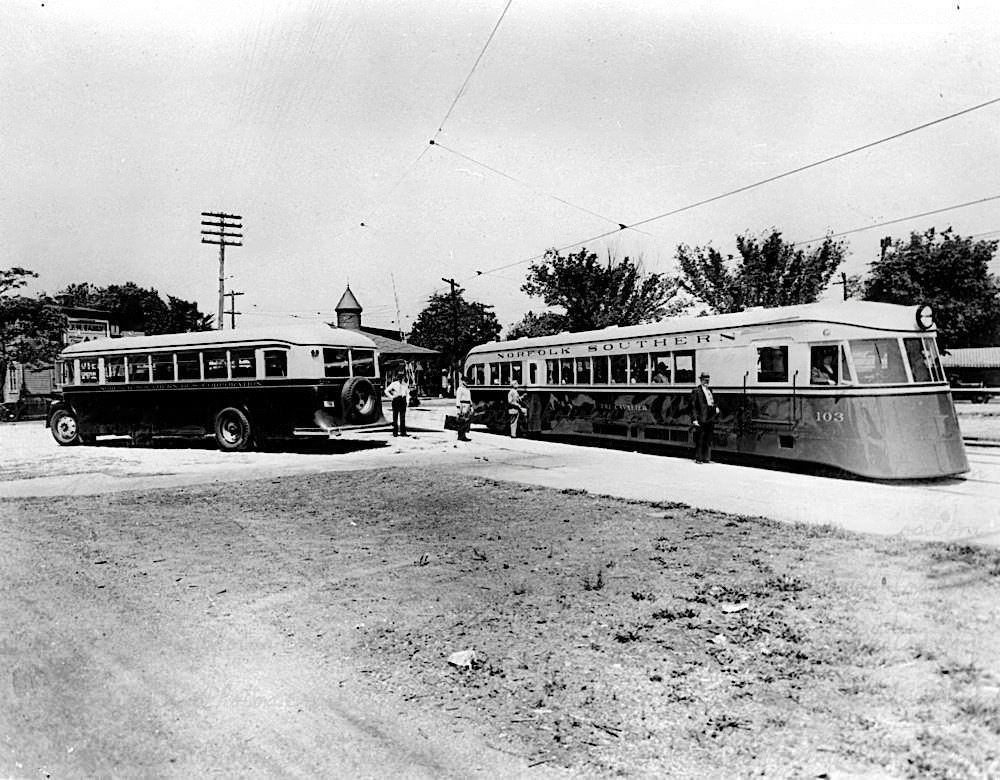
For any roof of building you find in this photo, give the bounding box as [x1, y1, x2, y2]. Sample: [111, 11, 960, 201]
[940, 347, 1000, 368]
[356, 327, 437, 357]
[335, 286, 362, 312]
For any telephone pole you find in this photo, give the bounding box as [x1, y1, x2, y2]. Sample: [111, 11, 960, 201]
[201, 211, 243, 330]
[441, 277, 460, 388]
[224, 290, 244, 329]
[833, 271, 849, 301]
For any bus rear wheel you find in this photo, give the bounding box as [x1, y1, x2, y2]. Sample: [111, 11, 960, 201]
[214, 407, 253, 452]
[341, 378, 381, 424]
[50, 409, 81, 446]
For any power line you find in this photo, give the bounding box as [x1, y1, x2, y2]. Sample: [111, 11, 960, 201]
[434, 0, 514, 138]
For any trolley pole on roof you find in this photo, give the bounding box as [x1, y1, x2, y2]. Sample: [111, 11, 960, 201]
[224, 289, 244, 329]
[201, 211, 243, 330]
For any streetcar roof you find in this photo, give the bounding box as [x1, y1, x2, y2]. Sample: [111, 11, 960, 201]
[468, 300, 933, 356]
[60, 325, 377, 356]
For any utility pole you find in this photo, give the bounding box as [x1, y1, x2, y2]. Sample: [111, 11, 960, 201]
[833, 271, 849, 301]
[441, 277, 459, 390]
[201, 211, 243, 329]
[224, 290, 244, 329]
[391, 273, 404, 341]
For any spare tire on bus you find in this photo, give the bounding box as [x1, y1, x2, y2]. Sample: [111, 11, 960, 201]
[341, 377, 382, 424]
[214, 406, 253, 452]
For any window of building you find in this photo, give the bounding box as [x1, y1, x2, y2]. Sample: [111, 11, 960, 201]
[230, 349, 256, 378]
[263, 350, 287, 378]
[351, 349, 376, 377]
[593, 355, 609, 384]
[610, 355, 628, 384]
[757, 346, 788, 383]
[176, 352, 201, 381]
[127, 355, 151, 383]
[650, 354, 671, 383]
[152, 354, 175, 381]
[850, 338, 907, 384]
[104, 356, 126, 383]
[674, 351, 695, 384]
[629, 353, 649, 384]
[324, 349, 349, 378]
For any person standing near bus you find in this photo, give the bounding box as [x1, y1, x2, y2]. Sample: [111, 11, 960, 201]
[385, 371, 410, 437]
[507, 380, 527, 437]
[690, 371, 719, 463]
[455, 376, 472, 441]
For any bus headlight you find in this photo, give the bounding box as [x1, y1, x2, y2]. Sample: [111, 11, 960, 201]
[915, 304, 934, 331]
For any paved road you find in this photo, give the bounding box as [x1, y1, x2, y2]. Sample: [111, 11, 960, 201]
[4, 416, 1000, 547]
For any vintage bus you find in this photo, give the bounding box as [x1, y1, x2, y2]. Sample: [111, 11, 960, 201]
[463, 301, 969, 480]
[47, 325, 384, 450]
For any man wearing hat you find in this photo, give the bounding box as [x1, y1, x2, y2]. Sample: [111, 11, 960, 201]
[690, 371, 720, 463]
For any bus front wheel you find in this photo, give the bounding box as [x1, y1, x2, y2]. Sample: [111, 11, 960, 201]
[214, 407, 253, 452]
[50, 409, 81, 446]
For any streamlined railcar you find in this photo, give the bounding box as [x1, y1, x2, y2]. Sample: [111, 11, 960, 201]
[47, 325, 384, 450]
[463, 301, 968, 479]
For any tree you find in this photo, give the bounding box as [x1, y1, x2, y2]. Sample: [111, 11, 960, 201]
[675, 230, 847, 313]
[506, 310, 568, 340]
[862, 228, 1000, 350]
[408, 288, 501, 369]
[57, 282, 213, 334]
[0, 267, 66, 391]
[521, 247, 686, 332]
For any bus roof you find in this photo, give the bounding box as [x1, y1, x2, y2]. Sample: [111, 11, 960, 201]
[467, 300, 933, 356]
[60, 324, 377, 356]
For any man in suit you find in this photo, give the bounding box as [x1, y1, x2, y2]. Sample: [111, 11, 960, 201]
[690, 371, 720, 463]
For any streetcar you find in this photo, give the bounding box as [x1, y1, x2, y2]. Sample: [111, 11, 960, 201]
[47, 325, 384, 450]
[463, 301, 968, 479]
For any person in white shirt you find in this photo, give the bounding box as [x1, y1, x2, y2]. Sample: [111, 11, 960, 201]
[385, 372, 410, 437]
[455, 376, 472, 442]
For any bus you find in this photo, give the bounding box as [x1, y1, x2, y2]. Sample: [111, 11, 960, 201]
[463, 301, 968, 480]
[47, 325, 385, 450]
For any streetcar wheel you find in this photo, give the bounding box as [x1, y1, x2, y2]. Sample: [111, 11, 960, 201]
[50, 409, 81, 446]
[214, 407, 253, 452]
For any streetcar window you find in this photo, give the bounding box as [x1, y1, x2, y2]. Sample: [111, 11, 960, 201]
[204, 351, 228, 380]
[674, 351, 695, 384]
[80, 358, 99, 384]
[152, 354, 175, 381]
[324, 349, 349, 378]
[263, 350, 287, 378]
[350, 349, 376, 377]
[177, 351, 201, 380]
[904, 337, 943, 383]
[575, 357, 591, 384]
[475, 363, 486, 386]
[499, 362, 511, 385]
[104, 356, 126, 384]
[610, 355, 628, 384]
[127, 355, 151, 383]
[629, 353, 649, 384]
[651, 354, 671, 384]
[528, 363, 536, 384]
[546, 359, 558, 384]
[489, 362, 501, 384]
[810, 346, 839, 385]
[757, 346, 788, 383]
[593, 355, 609, 384]
[511, 362, 523, 384]
[230, 349, 256, 378]
[850, 338, 907, 384]
[560, 358, 575, 384]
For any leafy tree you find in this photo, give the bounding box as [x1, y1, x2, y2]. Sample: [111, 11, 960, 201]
[862, 228, 1000, 350]
[409, 288, 501, 369]
[675, 230, 847, 313]
[521, 248, 686, 332]
[57, 282, 213, 334]
[506, 310, 568, 340]
[0, 267, 66, 391]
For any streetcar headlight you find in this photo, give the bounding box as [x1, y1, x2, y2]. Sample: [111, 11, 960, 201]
[915, 304, 934, 331]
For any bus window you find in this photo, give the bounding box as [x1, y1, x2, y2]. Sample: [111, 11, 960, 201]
[904, 337, 943, 383]
[575, 357, 591, 384]
[263, 350, 287, 377]
[757, 346, 788, 382]
[593, 355, 609, 384]
[324, 348, 349, 377]
[651, 354, 671, 383]
[511, 362, 523, 384]
[59, 360, 76, 386]
[177, 352, 201, 381]
[559, 358, 574, 384]
[127, 355, 151, 383]
[351, 349, 376, 377]
[230, 349, 256, 378]
[204, 351, 228, 380]
[809, 346, 838, 384]
[546, 359, 557, 384]
[674, 351, 695, 384]
[105, 356, 126, 383]
[80, 358, 99, 384]
[850, 338, 907, 384]
[610, 355, 627, 384]
[500, 362, 511, 385]
[152, 354, 175, 381]
[629, 353, 649, 383]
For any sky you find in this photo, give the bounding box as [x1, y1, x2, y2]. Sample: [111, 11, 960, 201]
[3, 0, 1000, 335]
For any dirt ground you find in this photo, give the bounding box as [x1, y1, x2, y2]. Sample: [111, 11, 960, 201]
[3, 466, 999, 778]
